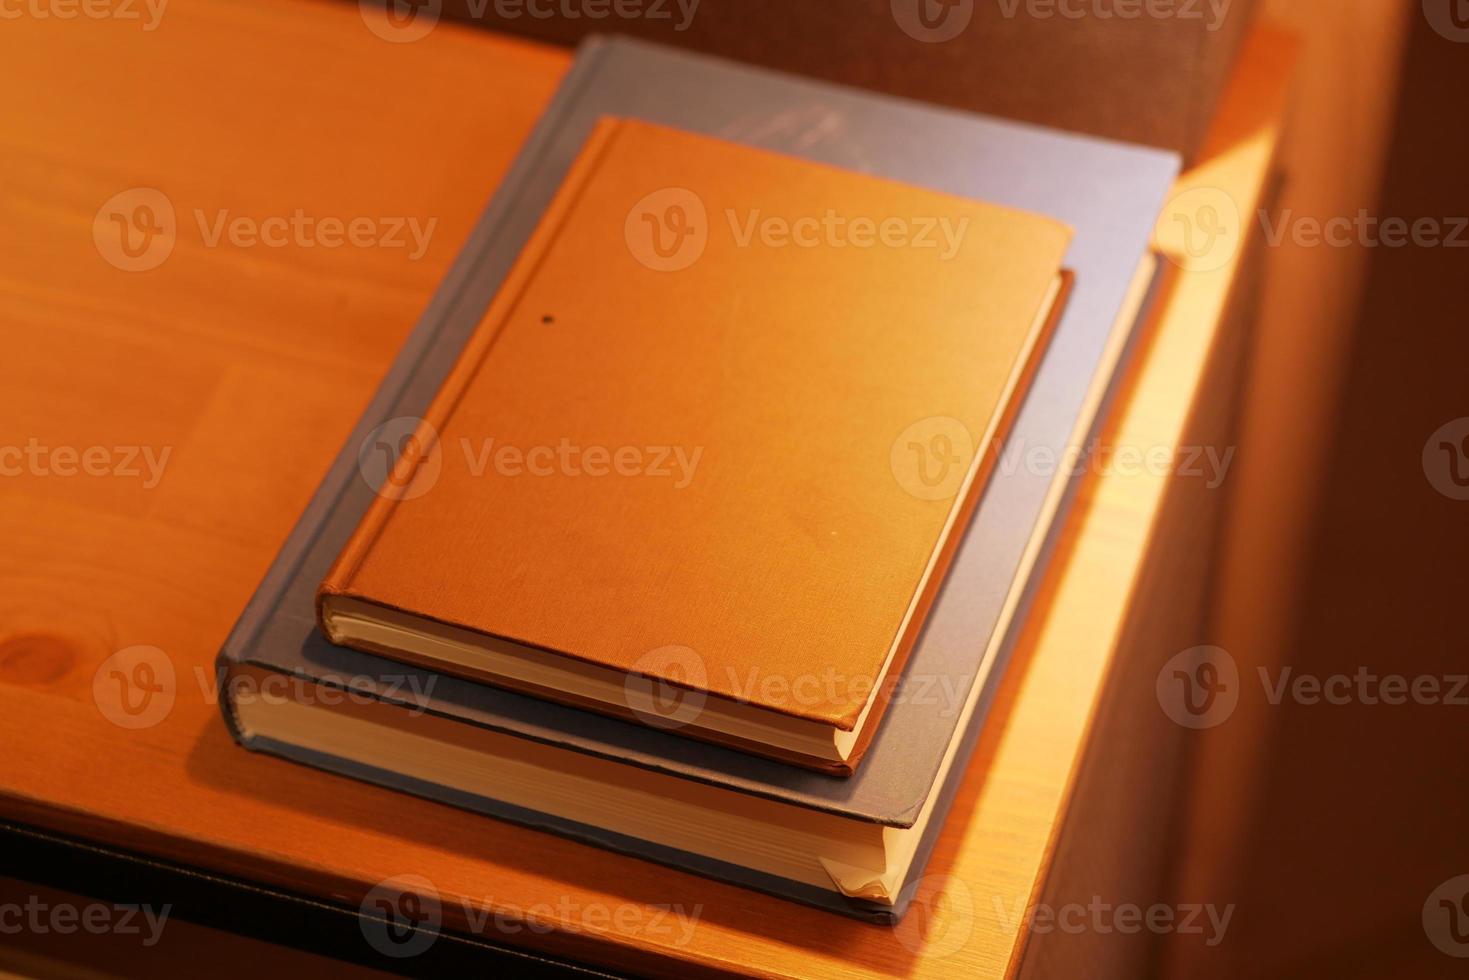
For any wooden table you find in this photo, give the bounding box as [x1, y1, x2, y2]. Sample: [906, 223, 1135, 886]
[0, 3, 1296, 976]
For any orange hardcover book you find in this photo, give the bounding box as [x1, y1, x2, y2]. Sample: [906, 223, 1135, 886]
[318, 117, 1072, 773]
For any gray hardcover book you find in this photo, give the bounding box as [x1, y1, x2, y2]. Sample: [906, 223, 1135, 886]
[216, 36, 1178, 921]
[434, 0, 1256, 161]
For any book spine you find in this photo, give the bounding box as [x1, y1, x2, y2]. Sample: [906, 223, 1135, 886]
[316, 116, 631, 629]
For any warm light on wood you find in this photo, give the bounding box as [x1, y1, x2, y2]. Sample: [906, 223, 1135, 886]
[0, 4, 1298, 977]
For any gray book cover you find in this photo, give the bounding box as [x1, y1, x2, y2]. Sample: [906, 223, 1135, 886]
[216, 36, 1178, 921]
[434, 0, 1256, 160]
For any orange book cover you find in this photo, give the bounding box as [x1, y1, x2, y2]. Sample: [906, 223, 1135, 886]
[318, 117, 1071, 773]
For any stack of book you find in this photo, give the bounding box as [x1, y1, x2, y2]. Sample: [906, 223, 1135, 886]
[218, 36, 1178, 922]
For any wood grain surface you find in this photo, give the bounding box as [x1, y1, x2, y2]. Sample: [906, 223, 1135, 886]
[0, 3, 1293, 977]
